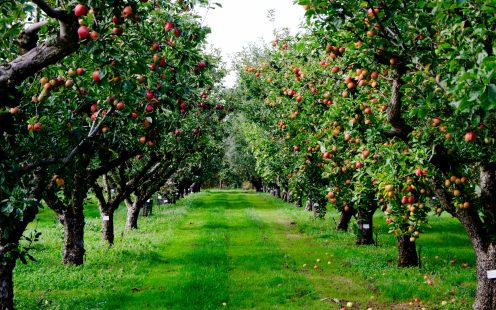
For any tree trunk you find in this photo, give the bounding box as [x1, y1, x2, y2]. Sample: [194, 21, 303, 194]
[62, 211, 85, 265]
[336, 206, 355, 231]
[125, 199, 141, 230]
[101, 210, 114, 245]
[397, 235, 418, 267]
[356, 207, 375, 245]
[294, 195, 302, 208]
[305, 197, 312, 211]
[0, 257, 15, 310]
[472, 243, 496, 310]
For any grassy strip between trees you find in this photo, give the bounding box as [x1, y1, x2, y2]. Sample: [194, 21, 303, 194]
[14, 190, 475, 309]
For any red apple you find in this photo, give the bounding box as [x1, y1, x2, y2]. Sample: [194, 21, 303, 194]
[164, 21, 173, 31]
[76, 67, 85, 75]
[74, 4, 88, 17]
[464, 131, 476, 142]
[139, 137, 146, 143]
[92, 70, 101, 82]
[122, 6, 133, 18]
[33, 122, 42, 132]
[146, 91, 154, 100]
[78, 26, 90, 39]
[112, 27, 123, 35]
[293, 145, 300, 151]
[116, 102, 125, 110]
[90, 31, 99, 40]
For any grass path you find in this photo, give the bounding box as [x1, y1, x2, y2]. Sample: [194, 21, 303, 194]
[115, 191, 380, 309]
[14, 190, 475, 309]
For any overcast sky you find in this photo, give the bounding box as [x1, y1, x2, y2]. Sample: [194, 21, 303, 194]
[197, 0, 306, 87]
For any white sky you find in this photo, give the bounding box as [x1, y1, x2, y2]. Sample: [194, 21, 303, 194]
[197, 0, 306, 87]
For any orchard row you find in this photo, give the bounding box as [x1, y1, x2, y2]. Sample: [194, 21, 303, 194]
[0, 1, 225, 309]
[229, 1, 495, 309]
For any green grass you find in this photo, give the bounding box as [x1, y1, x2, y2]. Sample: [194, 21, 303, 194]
[14, 190, 476, 309]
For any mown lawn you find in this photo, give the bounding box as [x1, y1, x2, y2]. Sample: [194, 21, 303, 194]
[14, 190, 475, 309]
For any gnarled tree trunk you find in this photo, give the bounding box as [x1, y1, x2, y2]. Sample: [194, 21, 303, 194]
[397, 235, 418, 267]
[125, 198, 142, 230]
[336, 206, 355, 231]
[101, 210, 114, 245]
[356, 206, 376, 245]
[0, 255, 15, 310]
[62, 209, 85, 265]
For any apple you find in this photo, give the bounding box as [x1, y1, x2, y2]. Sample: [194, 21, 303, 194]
[401, 196, 408, 204]
[92, 70, 101, 82]
[116, 102, 125, 110]
[193, 128, 199, 134]
[33, 122, 42, 132]
[74, 4, 88, 17]
[293, 145, 300, 152]
[139, 137, 146, 143]
[55, 177, 65, 186]
[164, 21, 173, 31]
[296, 96, 302, 102]
[326, 191, 335, 198]
[78, 26, 90, 39]
[175, 129, 182, 135]
[101, 126, 108, 133]
[367, 30, 375, 37]
[122, 6, 133, 18]
[146, 91, 154, 100]
[159, 58, 167, 66]
[112, 27, 123, 35]
[112, 16, 123, 24]
[173, 28, 180, 37]
[356, 161, 363, 169]
[464, 131, 476, 142]
[76, 67, 85, 75]
[90, 31, 99, 40]
[363, 107, 372, 114]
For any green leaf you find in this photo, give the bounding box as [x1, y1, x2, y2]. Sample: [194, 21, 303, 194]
[1, 203, 13, 215]
[481, 84, 496, 111]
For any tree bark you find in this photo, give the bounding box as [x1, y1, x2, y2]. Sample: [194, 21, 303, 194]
[397, 235, 418, 267]
[101, 211, 114, 245]
[0, 257, 15, 310]
[472, 243, 496, 310]
[62, 211, 85, 265]
[336, 206, 355, 231]
[294, 195, 302, 208]
[125, 199, 141, 230]
[305, 197, 312, 211]
[356, 207, 376, 245]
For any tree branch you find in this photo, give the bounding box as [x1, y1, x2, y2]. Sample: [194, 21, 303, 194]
[32, 0, 68, 22]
